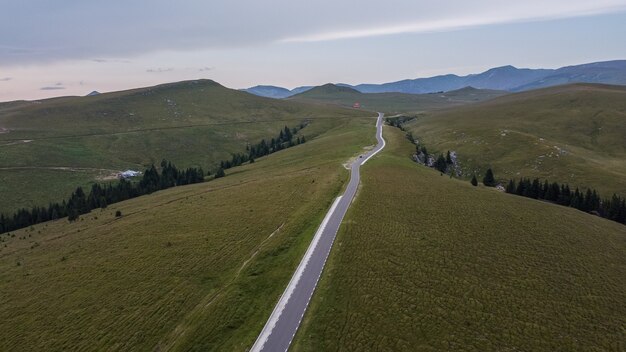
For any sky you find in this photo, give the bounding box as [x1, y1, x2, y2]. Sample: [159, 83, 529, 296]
[1, 0, 626, 101]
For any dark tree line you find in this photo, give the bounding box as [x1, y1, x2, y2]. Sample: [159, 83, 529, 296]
[385, 116, 416, 129]
[384, 119, 625, 226]
[506, 177, 626, 225]
[432, 153, 447, 173]
[430, 150, 456, 174]
[0, 160, 205, 233]
[218, 123, 307, 172]
[386, 117, 459, 175]
[1, 123, 311, 234]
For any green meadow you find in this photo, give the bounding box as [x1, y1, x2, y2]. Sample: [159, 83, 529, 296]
[404, 83, 626, 196]
[294, 126, 626, 352]
[0, 80, 362, 213]
[0, 115, 377, 351]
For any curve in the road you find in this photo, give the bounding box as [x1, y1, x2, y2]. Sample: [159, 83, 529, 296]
[250, 112, 385, 352]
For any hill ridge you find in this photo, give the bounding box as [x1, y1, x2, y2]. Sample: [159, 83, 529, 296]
[243, 60, 626, 98]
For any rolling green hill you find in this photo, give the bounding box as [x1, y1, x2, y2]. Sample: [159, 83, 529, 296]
[294, 126, 626, 352]
[0, 80, 363, 213]
[1, 86, 624, 352]
[0, 115, 377, 351]
[289, 83, 507, 113]
[403, 83, 626, 196]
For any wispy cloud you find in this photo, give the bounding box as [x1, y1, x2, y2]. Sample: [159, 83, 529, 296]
[40, 82, 65, 90]
[92, 58, 131, 63]
[198, 66, 213, 72]
[279, 3, 626, 42]
[0, 77, 11, 81]
[40, 86, 66, 90]
[146, 67, 174, 73]
[1, 1, 625, 65]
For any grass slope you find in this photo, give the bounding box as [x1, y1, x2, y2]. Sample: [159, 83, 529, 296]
[0, 80, 362, 213]
[0, 116, 377, 351]
[294, 126, 626, 351]
[404, 83, 626, 196]
[290, 84, 507, 114]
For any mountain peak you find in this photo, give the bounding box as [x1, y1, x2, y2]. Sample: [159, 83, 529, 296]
[306, 83, 361, 95]
[485, 65, 519, 73]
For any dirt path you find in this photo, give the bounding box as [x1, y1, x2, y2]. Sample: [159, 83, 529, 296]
[0, 166, 119, 172]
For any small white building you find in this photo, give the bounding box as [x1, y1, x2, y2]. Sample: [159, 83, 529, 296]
[119, 170, 142, 179]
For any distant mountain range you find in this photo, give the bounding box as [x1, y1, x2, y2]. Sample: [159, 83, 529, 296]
[243, 60, 626, 98]
[241, 85, 313, 99]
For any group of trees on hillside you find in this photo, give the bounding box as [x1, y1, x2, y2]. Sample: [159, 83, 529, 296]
[217, 124, 307, 175]
[469, 168, 496, 187]
[386, 118, 459, 176]
[0, 160, 205, 234]
[1, 123, 311, 234]
[385, 116, 416, 129]
[385, 117, 625, 226]
[387, 121, 455, 175]
[505, 177, 626, 225]
[432, 150, 455, 174]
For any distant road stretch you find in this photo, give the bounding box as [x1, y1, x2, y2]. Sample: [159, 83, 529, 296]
[250, 112, 386, 352]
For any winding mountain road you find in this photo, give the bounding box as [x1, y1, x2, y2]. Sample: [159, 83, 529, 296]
[250, 113, 386, 352]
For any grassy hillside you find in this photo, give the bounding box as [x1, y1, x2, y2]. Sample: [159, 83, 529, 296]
[289, 84, 507, 114]
[0, 115, 377, 351]
[403, 83, 626, 196]
[294, 126, 626, 352]
[0, 80, 362, 213]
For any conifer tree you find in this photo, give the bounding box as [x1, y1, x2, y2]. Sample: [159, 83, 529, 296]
[434, 154, 447, 173]
[482, 168, 496, 187]
[284, 126, 292, 141]
[471, 175, 478, 186]
[530, 178, 540, 199]
[505, 179, 516, 193]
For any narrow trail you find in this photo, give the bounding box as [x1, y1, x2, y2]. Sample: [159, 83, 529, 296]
[0, 166, 119, 172]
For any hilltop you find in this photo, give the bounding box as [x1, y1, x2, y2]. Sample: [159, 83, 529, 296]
[403, 83, 626, 196]
[0, 79, 362, 213]
[289, 83, 507, 113]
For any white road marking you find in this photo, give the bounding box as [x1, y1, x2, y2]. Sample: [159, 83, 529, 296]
[362, 114, 385, 165]
[250, 113, 385, 352]
[250, 196, 343, 352]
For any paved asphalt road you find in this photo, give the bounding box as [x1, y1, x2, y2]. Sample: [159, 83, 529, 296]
[250, 113, 386, 352]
